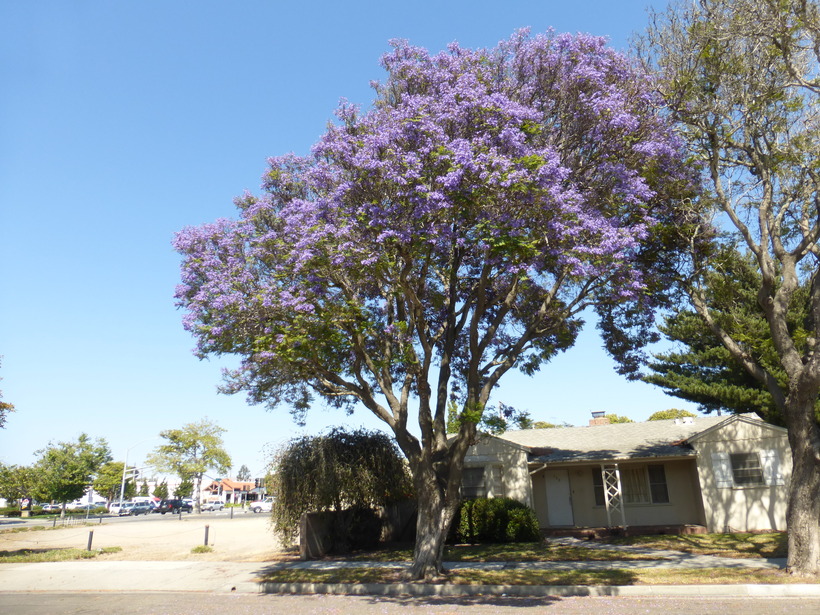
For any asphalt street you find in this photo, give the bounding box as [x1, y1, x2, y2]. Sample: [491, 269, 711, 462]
[3, 592, 820, 615]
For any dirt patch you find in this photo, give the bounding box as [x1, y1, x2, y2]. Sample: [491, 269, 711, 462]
[0, 513, 295, 562]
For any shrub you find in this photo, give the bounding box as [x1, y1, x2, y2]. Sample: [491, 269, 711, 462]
[451, 497, 540, 544]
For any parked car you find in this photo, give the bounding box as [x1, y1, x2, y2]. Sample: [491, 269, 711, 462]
[154, 499, 193, 514]
[40, 503, 61, 512]
[201, 500, 224, 511]
[250, 497, 274, 514]
[109, 502, 126, 515]
[118, 502, 136, 516]
[131, 502, 153, 515]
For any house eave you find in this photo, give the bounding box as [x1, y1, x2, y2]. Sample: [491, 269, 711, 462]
[526, 451, 697, 471]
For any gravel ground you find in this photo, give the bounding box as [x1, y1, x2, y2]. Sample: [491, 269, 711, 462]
[0, 513, 292, 562]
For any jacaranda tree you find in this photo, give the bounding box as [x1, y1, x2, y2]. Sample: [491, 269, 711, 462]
[174, 30, 696, 579]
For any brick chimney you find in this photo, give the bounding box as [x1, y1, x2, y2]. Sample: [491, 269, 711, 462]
[589, 411, 610, 426]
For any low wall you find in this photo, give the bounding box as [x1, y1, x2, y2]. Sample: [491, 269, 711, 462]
[300, 500, 417, 560]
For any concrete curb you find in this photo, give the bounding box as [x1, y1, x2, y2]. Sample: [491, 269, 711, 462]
[259, 582, 820, 598]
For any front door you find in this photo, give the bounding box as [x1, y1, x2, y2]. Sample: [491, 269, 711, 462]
[545, 469, 574, 526]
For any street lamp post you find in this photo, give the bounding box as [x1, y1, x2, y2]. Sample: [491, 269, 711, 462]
[118, 438, 156, 508]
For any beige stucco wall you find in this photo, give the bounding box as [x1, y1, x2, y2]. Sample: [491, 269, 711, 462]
[530, 459, 705, 529]
[464, 436, 533, 507]
[691, 419, 791, 532]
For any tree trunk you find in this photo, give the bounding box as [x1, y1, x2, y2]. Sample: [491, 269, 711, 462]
[785, 397, 820, 576]
[407, 461, 457, 580]
[193, 473, 202, 514]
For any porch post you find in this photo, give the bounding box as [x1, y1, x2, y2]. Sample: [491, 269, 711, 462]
[601, 463, 627, 529]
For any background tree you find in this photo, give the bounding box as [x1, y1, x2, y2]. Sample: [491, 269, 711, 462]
[604, 414, 634, 424]
[447, 400, 532, 435]
[147, 419, 231, 513]
[138, 479, 149, 497]
[236, 464, 252, 482]
[0, 464, 37, 505]
[153, 479, 168, 500]
[644, 252, 818, 427]
[647, 408, 699, 421]
[0, 359, 13, 429]
[174, 477, 194, 499]
[638, 0, 820, 575]
[31, 433, 111, 514]
[174, 31, 695, 578]
[93, 461, 136, 504]
[271, 428, 412, 546]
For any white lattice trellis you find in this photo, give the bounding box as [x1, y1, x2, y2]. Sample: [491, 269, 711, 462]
[601, 463, 627, 528]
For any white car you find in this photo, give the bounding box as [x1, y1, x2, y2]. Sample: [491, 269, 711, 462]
[250, 497, 274, 513]
[201, 500, 224, 511]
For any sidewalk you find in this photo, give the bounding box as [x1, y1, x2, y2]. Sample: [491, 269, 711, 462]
[3, 553, 818, 597]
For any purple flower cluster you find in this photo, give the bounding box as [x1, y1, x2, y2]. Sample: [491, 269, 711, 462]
[173, 29, 695, 410]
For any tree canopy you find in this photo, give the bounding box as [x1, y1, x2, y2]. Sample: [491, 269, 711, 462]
[643, 252, 819, 426]
[638, 0, 820, 575]
[174, 30, 695, 578]
[31, 433, 111, 509]
[93, 461, 136, 504]
[236, 464, 252, 482]
[147, 419, 231, 513]
[647, 408, 698, 421]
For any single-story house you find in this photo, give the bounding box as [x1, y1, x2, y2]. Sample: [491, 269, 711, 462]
[462, 412, 791, 533]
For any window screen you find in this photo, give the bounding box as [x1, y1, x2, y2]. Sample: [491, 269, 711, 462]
[730, 453, 765, 486]
[461, 467, 485, 499]
[647, 464, 669, 504]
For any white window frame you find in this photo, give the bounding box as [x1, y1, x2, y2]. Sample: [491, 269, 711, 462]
[711, 450, 784, 488]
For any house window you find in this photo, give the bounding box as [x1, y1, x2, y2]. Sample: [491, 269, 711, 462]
[711, 450, 784, 488]
[592, 464, 669, 506]
[621, 468, 650, 503]
[462, 467, 486, 499]
[730, 453, 765, 486]
[647, 465, 670, 504]
[592, 469, 604, 506]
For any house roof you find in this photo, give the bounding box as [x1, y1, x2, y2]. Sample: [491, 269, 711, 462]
[496, 414, 760, 464]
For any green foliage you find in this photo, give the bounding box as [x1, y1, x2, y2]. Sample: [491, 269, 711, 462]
[604, 414, 634, 424]
[648, 409, 699, 421]
[31, 434, 111, 505]
[93, 462, 136, 503]
[139, 479, 149, 496]
[271, 428, 413, 545]
[532, 421, 569, 429]
[644, 251, 819, 426]
[451, 497, 541, 544]
[147, 419, 231, 510]
[147, 419, 232, 480]
[447, 400, 533, 435]
[153, 480, 168, 500]
[174, 478, 193, 498]
[0, 464, 37, 502]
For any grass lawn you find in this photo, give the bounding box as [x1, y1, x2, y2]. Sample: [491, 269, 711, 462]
[257, 566, 813, 586]
[258, 532, 804, 587]
[347, 542, 657, 562]
[0, 547, 122, 563]
[338, 532, 787, 563]
[599, 532, 788, 559]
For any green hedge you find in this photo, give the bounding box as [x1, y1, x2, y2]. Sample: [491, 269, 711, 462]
[450, 497, 541, 544]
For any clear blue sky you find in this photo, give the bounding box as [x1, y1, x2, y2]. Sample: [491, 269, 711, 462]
[0, 1, 697, 478]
